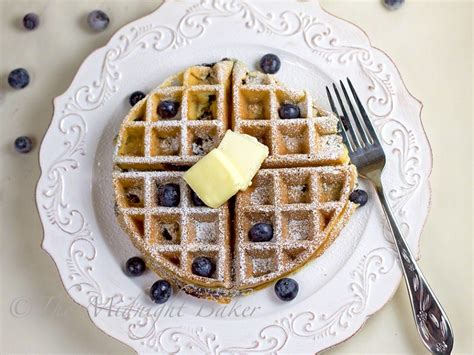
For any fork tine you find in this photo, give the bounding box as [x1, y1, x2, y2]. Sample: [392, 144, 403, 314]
[332, 83, 362, 150]
[339, 80, 371, 147]
[326, 86, 354, 152]
[346, 78, 380, 145]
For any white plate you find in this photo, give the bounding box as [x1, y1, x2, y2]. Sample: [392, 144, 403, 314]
[36, 0, 431, 353]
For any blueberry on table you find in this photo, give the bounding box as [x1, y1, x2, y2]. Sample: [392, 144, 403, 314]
[274, 278, 299, 301]
[23, 13, 39, 30]
[383, 0, 405, 10]
[125, 257, 146, 277]
[249, 223, 273, 242]
[150, 280, 172, 304]
[129, 91, 145, 106]
[14, 136, 33, 153]
[349, 189, 368, 207]
[157, 183, 180, 207]
[87, 10, 110, 32]
[259, 53, 281, 74]
[191, 190, 206, 207]
[192, 256, 215, 278]
[158, 100, 180, 119]
[278, 104, 300, 119]
[8, 68, 30, 89]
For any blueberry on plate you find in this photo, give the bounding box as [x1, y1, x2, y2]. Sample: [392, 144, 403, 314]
[125, 256, 146, 277]
[349, 189, 368, 207]
[157, 183, 180, 207]
[278, 104, 300, 119]
[14, 136, 33, 153]
[158, 100, 180, 119]
[8, 68, 30, 89]
[129, 91, 145, 106]
[259, 53, 281, 74]
[191, 190, 206, 207]
[23, 13, 39, 30]
[87, 10, 110, 32]
[249, 223, 273, 242]
[192, 256, 215, 278]
[150, 280, 172, 304]
[274, 278, 299, 301]
[383, 0, 405, 10]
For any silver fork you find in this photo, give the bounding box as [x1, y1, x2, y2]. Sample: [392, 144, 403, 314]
[326, 79, 453, 354]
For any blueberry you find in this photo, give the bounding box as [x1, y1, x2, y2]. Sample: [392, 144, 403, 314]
[200, 62, 216, 68]
[87, 10, 110, 32]
[274, 278, 299, 301]
[191, 191, 206, 207]
[129, 91, 145, 106]
[249, 223, 273, 242]
[192, 256, 215, 278]
[150, 280, 172, 304]
[278, 104, 300, 119]
[23, 13, 39, 30]
[126, 193, 141, 205]
[349, 189, 369, 206]
[162, 228, 173, 241]
[157, 183, 180, 207]
[259, 53, 281, 74]
[125, 257, 146, 277]
[8, 68, 30, 89]
[158, 100, 180, 119]
[14, 136, 33, 153]
[383, 0, 405, 10]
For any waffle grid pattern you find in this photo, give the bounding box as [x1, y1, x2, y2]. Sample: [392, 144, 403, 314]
[232, 63, 348, 167]
[112, 60, 358, 301]
[113, 171, 231, 288]
[235, 166, 356, 288]
[114, 62, 233, 170]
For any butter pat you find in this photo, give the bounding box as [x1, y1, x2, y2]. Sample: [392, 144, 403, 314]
[184, 149, 245, 208]
[184, 131, 269, 208]
[218, 130, 269, 190]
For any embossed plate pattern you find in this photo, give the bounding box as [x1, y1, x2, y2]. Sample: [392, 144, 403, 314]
[36, 0, 431, 353]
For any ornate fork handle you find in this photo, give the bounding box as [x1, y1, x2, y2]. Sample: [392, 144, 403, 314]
[376, 185, 454, 354]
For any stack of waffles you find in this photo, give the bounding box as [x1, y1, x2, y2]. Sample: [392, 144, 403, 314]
[113, 59, 358, 302]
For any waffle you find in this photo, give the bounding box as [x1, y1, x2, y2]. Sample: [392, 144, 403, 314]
[231, 61, 349, 168]
[234, 165, 357, 291]
[113, 59, 359, 303]
[114, 60, 234, 171]
[113, 170, 232, 291]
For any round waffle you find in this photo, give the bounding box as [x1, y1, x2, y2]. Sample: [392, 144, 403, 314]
[113, 59, 358, 303]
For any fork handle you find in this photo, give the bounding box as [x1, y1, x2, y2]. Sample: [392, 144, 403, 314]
[375, 186, 454, 354]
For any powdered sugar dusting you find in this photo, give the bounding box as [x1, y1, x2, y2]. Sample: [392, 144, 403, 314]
[112, 60, 358, 302]
[235, 165, 357, 288]
[113, 170, 231, 290]
[192, 134, 215, 155]
[288, 219, 309, 240]
[252, 257, 275, 276]
[250, 185, 272, 205]
[158, 136, 180, 155]
[232, 61, 347, 168]
[195, 221, 218, 244]
[113, 60, 233, 170]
